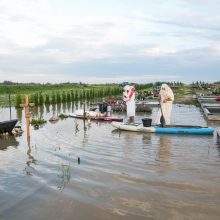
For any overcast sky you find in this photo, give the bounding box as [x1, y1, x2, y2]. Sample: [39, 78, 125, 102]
[0, 0, 220, 84]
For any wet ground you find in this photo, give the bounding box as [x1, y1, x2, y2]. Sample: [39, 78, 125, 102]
[0, 103, 220, 220]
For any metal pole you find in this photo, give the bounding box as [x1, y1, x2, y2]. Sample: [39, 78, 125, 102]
[83, 89, 86, 119]
[83, 89, 86, 130]
[9, 93, 12, 120]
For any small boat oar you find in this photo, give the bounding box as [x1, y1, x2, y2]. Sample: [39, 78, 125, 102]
[159, 102, 166, 127]
[217, 131, 220, 141]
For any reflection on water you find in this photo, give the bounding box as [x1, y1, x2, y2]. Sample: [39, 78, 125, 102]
[156, 136, 172, 176]
[67, 102, 71, 112]
[24, 145, 37, 176]
[39, 105, 44, 118]
[52, 104, 56, 115]
[16, 108, 22, 123]
[216, 132, 220, 156]
[62, 102, 67, 113]
[57, 103, 61, 115]
[45, 104, 50, 113]
[156, 136, 172, 163]
[142, 133, 152, 145]
[57, 163, 71, 191]
[0, 104, 220, 220]
[0, 134, 19, 150]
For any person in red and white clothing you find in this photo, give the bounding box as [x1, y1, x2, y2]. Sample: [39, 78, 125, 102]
[123, 85, 136, 123]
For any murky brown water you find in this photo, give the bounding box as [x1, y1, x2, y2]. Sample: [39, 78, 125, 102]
[0, 103, 220, 220]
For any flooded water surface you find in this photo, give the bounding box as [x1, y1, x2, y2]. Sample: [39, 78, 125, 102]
[0, 104, 220, 220]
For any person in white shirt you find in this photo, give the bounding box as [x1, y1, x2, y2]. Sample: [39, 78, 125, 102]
[155, 84, 174, 125]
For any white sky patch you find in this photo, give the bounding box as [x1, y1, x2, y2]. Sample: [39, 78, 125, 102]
[211, 43, 220, 57]
[138, 47, 177, 58]
[0, 73, 48, 83]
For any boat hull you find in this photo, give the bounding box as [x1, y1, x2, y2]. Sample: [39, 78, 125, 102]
[69, 113, 123, 122]
[0, 119, 18, 134]
[111, 122, 214, 135]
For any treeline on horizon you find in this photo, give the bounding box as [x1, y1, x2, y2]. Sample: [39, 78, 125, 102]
[1, 80, 220, 85]
[0, 80, 184, 94]
[1, 80, 219, 88]
[1, 80, 220, 94]
[0, 80, 219, 94]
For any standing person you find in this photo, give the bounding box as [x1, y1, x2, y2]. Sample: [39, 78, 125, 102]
[155, 84, 174, 125]
[123, 84, 136, 123]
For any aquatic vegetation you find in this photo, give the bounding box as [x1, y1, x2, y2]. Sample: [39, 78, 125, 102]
[15, 94, 22, 108]
[30, 118, 47, 125]
[45, 94, 50, 105]
[58, 113, 68, 120]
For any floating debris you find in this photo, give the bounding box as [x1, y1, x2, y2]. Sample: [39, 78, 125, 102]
[49, 115, 59, 123]
[34, 124, 39, 130]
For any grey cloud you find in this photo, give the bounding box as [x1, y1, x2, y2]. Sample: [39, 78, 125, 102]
[149, 18, 220, 32]
[0, 34, 219, 84]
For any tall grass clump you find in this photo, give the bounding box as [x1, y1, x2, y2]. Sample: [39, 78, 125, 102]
[45, 94, 50, 105]
[15, 94, 22, 108]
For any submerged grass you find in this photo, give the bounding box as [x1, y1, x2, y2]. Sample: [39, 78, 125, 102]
[58, 113, 69, 120]
[30, 118, 47, 125]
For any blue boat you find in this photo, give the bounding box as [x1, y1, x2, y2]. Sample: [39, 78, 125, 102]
[155, 126, 214, 135]
[111, 122, 214, 135]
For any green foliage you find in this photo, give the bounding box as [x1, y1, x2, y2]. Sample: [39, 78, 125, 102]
[75, 90, 79, 101]
[34, 93, 39, 106]
[29, 94, 34, 103]
[67, 92, 71, 102]
[51, 91, 56, 104]
[30, 118, 47, 125]
[1, 82, 133, 106]
[71, 90, 74, 102]
[86, 90, 90, 100]
[45, 94, 50, 104]
[57, 92, 61, 103]
[58, 113, 68, 120]
[0, 82, 79, 95]
[213, 88, 220, 95]
[62, 91, 67, 103]
[15, 94, 22, 108]
[39, 93, 44, 105]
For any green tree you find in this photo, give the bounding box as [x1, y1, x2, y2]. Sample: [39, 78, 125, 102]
[34, 93, 39, 106]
